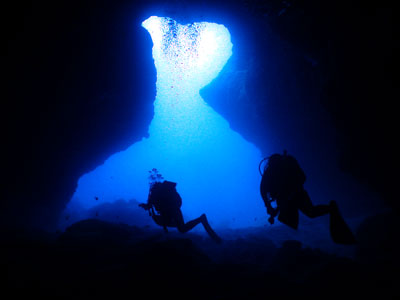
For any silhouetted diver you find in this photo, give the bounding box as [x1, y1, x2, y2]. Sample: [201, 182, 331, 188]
[139, 169, 222, 243]
[259, 151, 356, 244]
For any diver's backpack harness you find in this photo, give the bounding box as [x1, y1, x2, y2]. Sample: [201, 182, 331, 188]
[147, 180, 182, 216]
[259, 151, 307, 225]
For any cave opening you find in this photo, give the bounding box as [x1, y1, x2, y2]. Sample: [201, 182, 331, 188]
[60, 16, 268, 230]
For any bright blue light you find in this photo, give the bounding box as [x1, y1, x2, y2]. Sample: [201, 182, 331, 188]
[62, 16, 267, 229]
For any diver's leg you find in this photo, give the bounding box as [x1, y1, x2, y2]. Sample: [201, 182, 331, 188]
[199, 214, 222, 243]
[178, 218, 204, 233]
[297, 189, 331, 218]
[151, 215, 169, 232]
[175, 210, 202, 233]
[175, 211, 222, 243]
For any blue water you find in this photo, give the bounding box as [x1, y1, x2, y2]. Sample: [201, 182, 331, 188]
[62, 16, 268, 229]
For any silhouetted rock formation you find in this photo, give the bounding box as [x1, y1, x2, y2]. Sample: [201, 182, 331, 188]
[3, 219, 397, 299]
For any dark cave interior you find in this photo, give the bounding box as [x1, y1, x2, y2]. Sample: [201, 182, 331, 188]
[3, 0, 397, 298]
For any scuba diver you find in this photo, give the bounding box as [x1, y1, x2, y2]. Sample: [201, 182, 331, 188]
[259, 151, 356, 244]
[139, 169, 222, 243]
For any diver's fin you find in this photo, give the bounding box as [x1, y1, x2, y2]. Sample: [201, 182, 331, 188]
[329, 201, 357, 245]
[201, 214, 222, 244]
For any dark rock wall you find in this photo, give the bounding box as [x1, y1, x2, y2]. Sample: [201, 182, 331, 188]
[3, 1, 156, 229]
[202, 1, 395, 213]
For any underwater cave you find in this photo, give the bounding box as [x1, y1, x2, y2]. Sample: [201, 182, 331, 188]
[3, 1, 396, 299]
[62, 15, 267, 229]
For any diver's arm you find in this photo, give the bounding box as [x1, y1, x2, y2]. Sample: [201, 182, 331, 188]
[151, 214, 168, 233]
[139, 203, 152, 210]
[265, 197, 279, 224]
[265, 198, 278, 216]
[139, 191, 155, 212]
[261, 190, 279, 224]
[260, 177, 278, 218]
